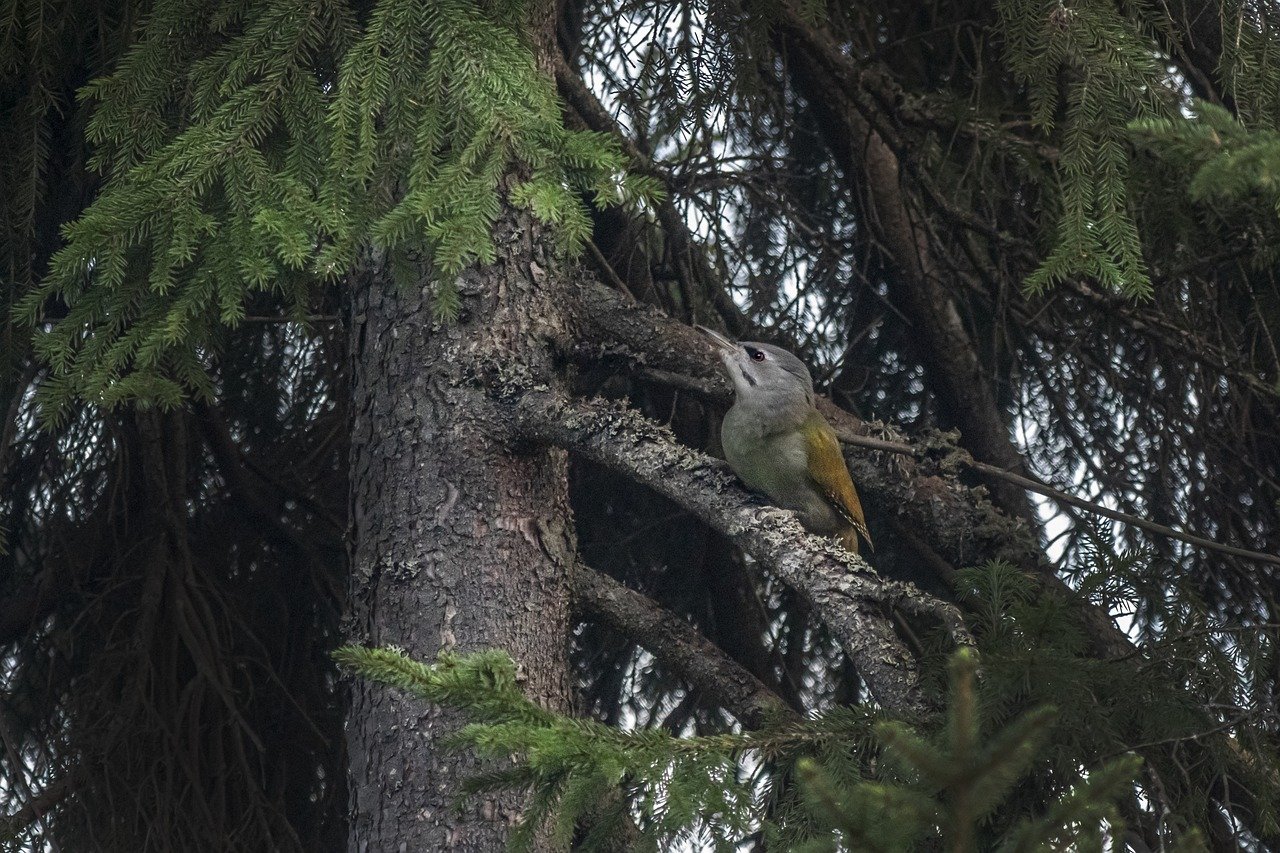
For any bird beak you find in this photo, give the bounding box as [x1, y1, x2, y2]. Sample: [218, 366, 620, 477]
[694, 325, 737, 354]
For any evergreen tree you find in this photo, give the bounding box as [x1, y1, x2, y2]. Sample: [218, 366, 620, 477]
[2, 0, 1279, 850]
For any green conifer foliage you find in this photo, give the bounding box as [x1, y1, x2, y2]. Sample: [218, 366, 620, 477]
[795, 648, 1144, 853]
[335, 547, 1279, 848]
[1134, 101, 1280, 229]
[336, 645, 1159, 851]
[16, 0, 656, 423]
[5, 0, 1280, 849]
[956, 556, 1279, 843]
[988, 1, 1280, 298]
[995, 0, 1174, 297]
[334, 646, 876, 851]
[1218, 0, 1280, 126]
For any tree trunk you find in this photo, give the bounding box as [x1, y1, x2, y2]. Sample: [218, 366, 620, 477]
[344, 206, 576, 850]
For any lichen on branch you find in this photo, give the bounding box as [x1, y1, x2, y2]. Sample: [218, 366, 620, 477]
[514, 388, 972, 717]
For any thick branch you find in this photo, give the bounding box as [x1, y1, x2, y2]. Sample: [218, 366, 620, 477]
[573, 564, 795, 728]
[568, 278, 1043, 572]
[518, 390, 972, 717]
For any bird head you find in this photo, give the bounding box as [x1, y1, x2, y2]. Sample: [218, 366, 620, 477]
[695, 326, 815, 409]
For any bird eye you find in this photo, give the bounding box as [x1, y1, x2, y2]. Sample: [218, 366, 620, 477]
[748, 348, 766, 363]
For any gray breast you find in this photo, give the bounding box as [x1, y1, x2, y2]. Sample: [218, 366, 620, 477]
[721, 407, 840, 534]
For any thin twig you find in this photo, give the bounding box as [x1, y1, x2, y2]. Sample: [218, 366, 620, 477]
[638, 367, 1280, 567]
[839, 417, 1280, 568]
[584, 239, 639, 305]
[964, 459, 1280, 568]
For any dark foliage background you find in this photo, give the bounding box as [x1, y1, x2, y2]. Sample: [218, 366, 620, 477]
[2, 0, 1279, 849]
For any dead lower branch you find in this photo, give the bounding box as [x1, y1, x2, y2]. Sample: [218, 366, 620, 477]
[572, 563, 796, 728]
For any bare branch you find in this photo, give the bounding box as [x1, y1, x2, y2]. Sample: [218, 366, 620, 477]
[961, 458, 1280, 568]
[517, 390, 972, 717]
[573, 563, 796, 728]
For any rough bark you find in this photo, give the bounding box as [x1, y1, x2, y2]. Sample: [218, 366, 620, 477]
[345, 208, 575, 851]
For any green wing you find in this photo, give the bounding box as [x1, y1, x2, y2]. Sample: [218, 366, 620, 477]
[803, 413, 873, 552]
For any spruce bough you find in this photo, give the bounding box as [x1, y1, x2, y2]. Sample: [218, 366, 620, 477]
[336, 643, 1150, 851]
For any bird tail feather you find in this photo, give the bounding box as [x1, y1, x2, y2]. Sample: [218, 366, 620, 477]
[839, 527, 861, 557]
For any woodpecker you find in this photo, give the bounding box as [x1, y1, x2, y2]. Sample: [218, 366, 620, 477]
[697, 326, 872, 555]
